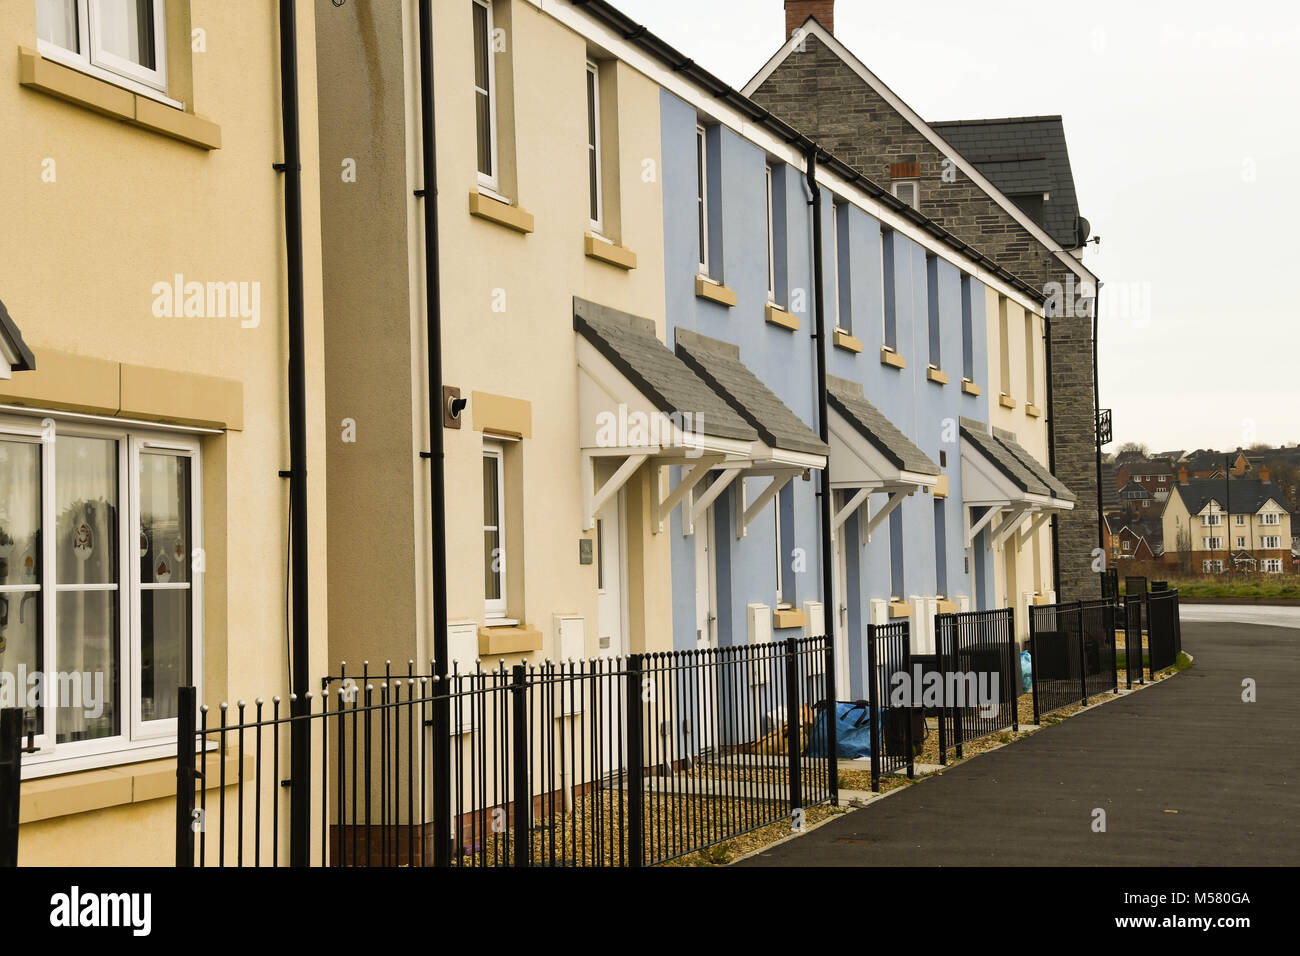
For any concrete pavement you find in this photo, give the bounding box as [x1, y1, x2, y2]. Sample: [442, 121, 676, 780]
[737, 620, 1299, 866]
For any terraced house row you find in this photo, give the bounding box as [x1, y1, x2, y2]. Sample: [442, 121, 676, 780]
[1, 0, 1093, 864]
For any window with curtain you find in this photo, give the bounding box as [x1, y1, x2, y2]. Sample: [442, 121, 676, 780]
[35, 0, 168, 93]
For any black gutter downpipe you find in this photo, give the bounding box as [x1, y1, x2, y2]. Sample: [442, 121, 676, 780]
[1092, 285, 1105, 596]
[416, 0, 452, 868]
[1044, 311, 1062, 598]
[276, 0, 311, 868]
[805, 148, 838, 807]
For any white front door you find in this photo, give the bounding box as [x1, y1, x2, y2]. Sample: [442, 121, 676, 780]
[595, 491, 627, 774]
[692, 501, 718, 757]
[833, 521, 851, 698]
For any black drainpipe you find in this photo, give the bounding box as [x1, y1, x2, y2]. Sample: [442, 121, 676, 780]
[1092, 285, 1105, 595]
[276, 0, 310, 868]
[1044, 310, 1061, 598]
[417, 0, 452, 867]
[805, 147, 838, 806]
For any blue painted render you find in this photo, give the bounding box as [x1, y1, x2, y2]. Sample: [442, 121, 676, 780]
[659, 90, 999, 698]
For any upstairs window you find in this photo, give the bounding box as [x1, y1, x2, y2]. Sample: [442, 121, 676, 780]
[472, 0, 499, 191]
[586, 60, 603, 232]
[1260, 512, 1280, 526]
[765, 166, 776, 302]
[36, 0, 168, 96]
[892, 179, 919, 210]
[960, 274, 974, 381]
[696, 125, 709, 275]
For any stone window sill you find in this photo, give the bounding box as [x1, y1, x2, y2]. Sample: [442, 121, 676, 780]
[469, 191, 535, 234]
[926, 366, 949, 385]
[695, 275, 737, 307]
[585, 234, 637, 270]
[20, 749, 251, 824]
[772, 607, 807, 629]
[19, 46, 220, 150]
[880, 347, 906, 369]
[961, 379, 982, 396]
[765, 303, 799, 331]
[478, 624, 543, 656]
[832, 329, 862, 353]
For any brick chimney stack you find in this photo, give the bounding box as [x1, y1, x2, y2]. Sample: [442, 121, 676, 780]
[1260, 463, 1271, 482]
[1178, 465, 1188, 485]
[786, 0, 834, 37]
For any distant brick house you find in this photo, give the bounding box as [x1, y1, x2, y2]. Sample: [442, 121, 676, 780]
[745, 0, 1102, 601]
[1116, 460, 1175, 500]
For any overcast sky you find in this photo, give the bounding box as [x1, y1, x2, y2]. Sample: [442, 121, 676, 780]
[612, 0, 1300, 454]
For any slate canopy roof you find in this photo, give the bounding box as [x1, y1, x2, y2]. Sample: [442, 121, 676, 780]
[960, 417, 1075, 505]
[826, 376, 938, 477]
[573, 298, 757, 445]
[674, 328, 827, 458]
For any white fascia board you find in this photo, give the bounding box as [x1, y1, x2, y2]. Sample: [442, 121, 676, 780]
[747, 443, 826, 473]
[743, 18, 1097, 289]
[528, 0, 1045, 316]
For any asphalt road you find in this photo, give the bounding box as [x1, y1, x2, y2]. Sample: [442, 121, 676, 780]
[738, 620, 1298, 866]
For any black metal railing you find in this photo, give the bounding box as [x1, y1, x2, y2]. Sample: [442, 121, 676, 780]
[1029, 602, 1085, 721]
[934, 608, 1017, 762]
[1101, 567, 1119, 602]
[1147, 589, 1181, 675]
[0, 709, 26, 868]
[175, 637, 834, 867]
[1080, 599, 1119, 700]
[865, 620, 915, 792]
[1122, 596, 1145, 689]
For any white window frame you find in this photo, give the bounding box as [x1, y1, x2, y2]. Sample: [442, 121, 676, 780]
[1262, 536, 1281, 550]
[1202, 512, 1222, 526]
[1260, 512, 1280, 526]
[891, 178, 919, 210]
[1237, 536, 1246, 549]
[586, 59, 604, 234]
[696, 124, 710, 276]
[1236, 514, 1246, 525]
[774, 497, 784, 606]
[765, 165, 776, 303]
[1264, 559, 1283, 573]
[483, 442, 509, 623]
[1, 412, 204, 777]
[472, 0, 500, 193]
[36, 0, 174, 104]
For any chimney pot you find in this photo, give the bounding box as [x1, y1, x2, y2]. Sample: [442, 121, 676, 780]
[786, 0, 834, 38]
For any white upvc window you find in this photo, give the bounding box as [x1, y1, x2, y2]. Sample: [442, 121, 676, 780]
[36, 0, 170, 100]
[765, 165, 776, 302]
[1202, 559, 1224, 573]
[472, 0, 499, 192]
[696, 124, 709, 275]
[1262, 536, 1281, 550]
[482, 443, 508, 622]
[1202, 536, 1223, 550]
[892, 179, 919, 210]
[1264, 559, 1283, 573]
[586, 60, 603, 233]
[1260, 512, 1280, 526]
[1237, 537, 1246, 548]
[0, 413, 202, 774]
[1202, 513, 1221, 526]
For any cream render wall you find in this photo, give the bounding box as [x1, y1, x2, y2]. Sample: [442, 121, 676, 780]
[984, 287, 1055, 633]
[315, 0, 673, 675]
[429, 0, 672, 659]
[2, 1, 328, 862]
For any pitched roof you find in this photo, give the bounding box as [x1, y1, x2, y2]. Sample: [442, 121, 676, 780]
[930, 116, 1087, 250]
[0, 296, 36, 374]
[1173, 478, 1291, 516]
[960, 418, 1049, 496]
[674, 329, 828, 457]
[1119, 481, 1153, 498]
[572, 299, 757, 444]
[741, 18, 1096, 287]
[1123, 460, 1176, 476]
[826, 376, 939, 475]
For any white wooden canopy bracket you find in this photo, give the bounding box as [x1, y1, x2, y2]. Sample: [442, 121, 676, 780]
[992, 505, 1031, 549]
[864, 490, 907, 540]
[582, 451, 649, 531]
[687, 466, 743, 537]
[1016, 511, 1051, 553]
[833, 487, 871, 534]
[654, 455, 723, 534]
[736, 471, 796, 539]
[964, 503, 1002, 549]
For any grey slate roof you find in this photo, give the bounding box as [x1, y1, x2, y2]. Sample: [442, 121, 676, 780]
[675, 329, 827, 457]
[573, 298, 757, 444]
[828, 376, 938, 476]
[0, 297, 36, 373]
[960, 418, 1049, 497]
[1173, 478, 1290, 517]
[996, 432, 1078, 503]
[930, 116, 1086, 249]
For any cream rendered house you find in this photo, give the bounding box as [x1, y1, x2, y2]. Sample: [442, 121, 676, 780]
[316, 0, 675, 677]
[1, 0, 328, 864]
[983, 288, 1067, 639]
[1162, 476, 1292, 573]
